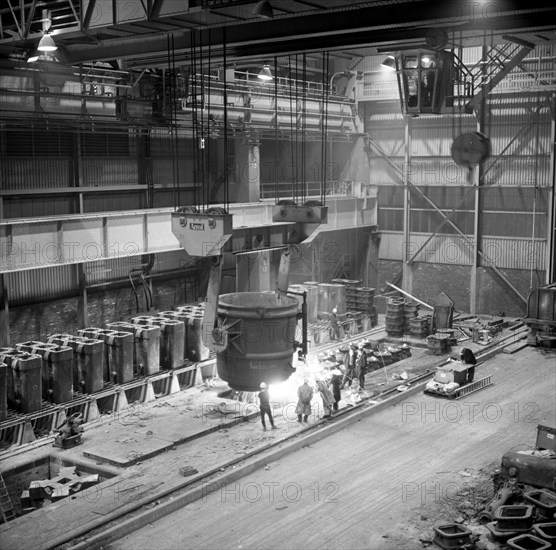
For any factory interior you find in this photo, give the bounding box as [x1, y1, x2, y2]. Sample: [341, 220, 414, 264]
[0, 1, 555, 549]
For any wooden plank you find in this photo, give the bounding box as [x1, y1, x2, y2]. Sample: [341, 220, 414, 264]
[502, 338, 529, 354]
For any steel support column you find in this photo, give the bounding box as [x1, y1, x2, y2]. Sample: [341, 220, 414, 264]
[0, 274, 8, 347]
[402, 116, 413, 295]
[471, 46, 488, 314]
[470, 159, 481, 314]
[548, 114, 556, 283]
[76, 263, 88, 329]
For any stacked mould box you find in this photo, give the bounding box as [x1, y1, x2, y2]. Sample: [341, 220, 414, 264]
[356, 287, 377, 327]
[409, 315, 431, 338]
[403, 302, 420, 334]
[48, 334, 104, 394]
[0, 348, 43, 413]
[78, 328, 134, 384]
[426, 333, 451, 355]
[385, 298, 405, 337]
[106, 322, 161, 376]
[175, 305, 210, 363]
[16, 341, 74, 404]
[0, 361, 7, 420]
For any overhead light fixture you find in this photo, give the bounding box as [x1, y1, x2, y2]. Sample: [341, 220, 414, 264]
[27, 52, 40, 63]
[258, 64, 273, 81]
[380, 56, 396, 70]
[37, 33, 57, 52]
[253, 0, 274, 19]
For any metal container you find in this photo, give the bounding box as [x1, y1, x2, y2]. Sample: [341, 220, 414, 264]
[158, 311, 190, 362]
[17, 341, 73, 404]
[49, 334, 104, 394]
[174, 305, 209, 362]
[288, 284, 318, 324]
[186, 314, 210, 363]
[107, 322, 161, 376]
[301, 282, 320, 323]
[216, 292, 298, 391]
[78, 328, 134, 384]
[303, 284, 319, 324]
[317, 283, 346, 315]
[132, 316, 185, 370]
[1, 350, 43, 413]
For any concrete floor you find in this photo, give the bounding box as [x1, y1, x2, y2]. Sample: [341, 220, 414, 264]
[105, 348, 555, 549]
[1, 330, 554, 550]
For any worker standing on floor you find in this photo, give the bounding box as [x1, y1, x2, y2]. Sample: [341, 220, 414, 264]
[460, 348, 478, 383]
[316, 378, 335, 418]
[330, 368, 343, 412]
[296, 377, 314, 423]
[342, 344, 358, 388]
[355, 346, 367, 389]
[258, 382, 277, 431]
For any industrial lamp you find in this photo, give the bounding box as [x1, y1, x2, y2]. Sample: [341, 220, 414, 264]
[258, 64, 273, 81]
[25, 46, 40, 63]
[253, 0, 274, 19]
[37, 33, 57, 52]
[380, 56, 396, 70]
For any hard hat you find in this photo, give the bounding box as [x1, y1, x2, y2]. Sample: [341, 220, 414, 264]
[260, 382, 267, 389]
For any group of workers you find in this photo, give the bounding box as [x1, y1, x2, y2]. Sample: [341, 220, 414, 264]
[257, 345, 369, 430]
[257, 345, 478, 431]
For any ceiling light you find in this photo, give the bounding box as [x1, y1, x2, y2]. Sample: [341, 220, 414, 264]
[27, 53, 40, 63]
[258, 64, 273, 81]
[37, 34, 57, 52]
[253, 0, 274, 19]
[380, 56, 396, 70]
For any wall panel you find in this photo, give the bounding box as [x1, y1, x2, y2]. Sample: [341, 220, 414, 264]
[6, 264, 76, 305]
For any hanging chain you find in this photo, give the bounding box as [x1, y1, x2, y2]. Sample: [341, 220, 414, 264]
[223, 27, 229, 210]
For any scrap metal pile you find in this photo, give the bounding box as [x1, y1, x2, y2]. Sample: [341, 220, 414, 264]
[426, 424, 556, 550]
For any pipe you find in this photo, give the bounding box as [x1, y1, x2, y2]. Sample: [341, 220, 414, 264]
[385, 282, 434, 310]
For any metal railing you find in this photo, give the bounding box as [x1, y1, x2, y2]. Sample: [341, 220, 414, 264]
[260, 179, 351, 199]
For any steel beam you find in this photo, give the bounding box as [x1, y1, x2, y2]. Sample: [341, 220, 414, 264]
[57, 3, 556, 66]
[4, 0, 22, 39]
[0, 198, 374, 274]
[22, 0, 37, 41]
[406, 188, 475, 265]
[471, 41, 534, 113]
